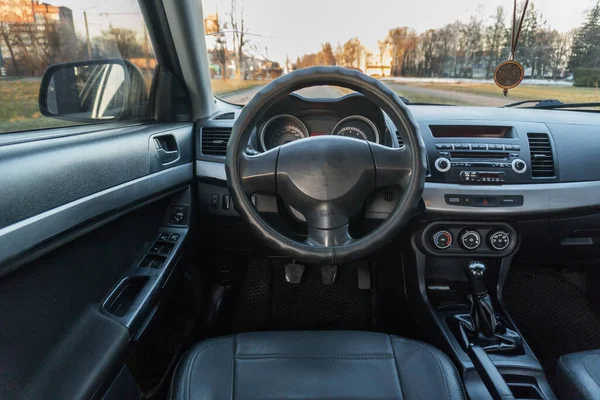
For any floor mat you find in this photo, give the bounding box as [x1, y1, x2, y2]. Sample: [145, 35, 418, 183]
[503, 267, 600, 376]
[234, 259, 373, 332]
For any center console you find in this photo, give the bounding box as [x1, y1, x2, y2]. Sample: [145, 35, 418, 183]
[408, 221, 556, 400]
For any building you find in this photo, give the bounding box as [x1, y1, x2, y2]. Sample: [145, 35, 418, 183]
[0, 1, 75, 76]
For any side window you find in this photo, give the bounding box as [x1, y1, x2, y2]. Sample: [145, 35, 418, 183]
[0, 1, 157, 134]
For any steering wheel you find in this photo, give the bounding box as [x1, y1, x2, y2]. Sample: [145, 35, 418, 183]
[226, 66, 426, 264]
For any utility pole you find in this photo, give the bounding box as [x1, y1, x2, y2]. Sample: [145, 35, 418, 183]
[84, 11, 91, 59]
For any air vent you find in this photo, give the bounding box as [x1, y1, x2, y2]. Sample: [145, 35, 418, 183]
[384, 190, 395, 202]
[213, 112, 235, 120]
[201, 127, 232, 156]
[395, 131, 404, 147]
[527, 133, 555, 178]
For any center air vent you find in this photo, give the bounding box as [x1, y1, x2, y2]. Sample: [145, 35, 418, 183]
[527, 132, 555, 178]
[201, 127, 232, 156]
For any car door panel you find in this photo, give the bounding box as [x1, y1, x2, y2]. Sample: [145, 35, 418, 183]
[0, 122, 194, 399]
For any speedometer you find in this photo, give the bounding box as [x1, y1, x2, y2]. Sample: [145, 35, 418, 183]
[259, 114, 309, 151]
[332, 116, 380, 143]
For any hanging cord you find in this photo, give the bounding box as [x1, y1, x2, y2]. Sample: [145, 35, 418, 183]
[509, 0, 530, 61]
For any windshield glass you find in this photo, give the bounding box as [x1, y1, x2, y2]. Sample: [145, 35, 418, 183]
[202, 0, 600, 108]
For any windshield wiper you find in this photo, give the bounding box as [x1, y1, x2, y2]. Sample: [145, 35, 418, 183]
[504, 99, 600, 110]
[503, 99, 563, 108]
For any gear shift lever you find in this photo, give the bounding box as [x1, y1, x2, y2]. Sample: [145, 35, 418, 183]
[465, 261, 488, 297]
[464, 261, 497, 337]
[451, 260, 521, 353]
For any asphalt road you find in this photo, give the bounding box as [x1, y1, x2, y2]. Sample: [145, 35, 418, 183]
[219, 82, 510, 107]
[220, 85, 349, 104]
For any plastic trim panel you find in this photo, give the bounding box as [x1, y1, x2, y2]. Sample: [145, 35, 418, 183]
[0, 163, 192, 270]
[196, 160, 600, 215]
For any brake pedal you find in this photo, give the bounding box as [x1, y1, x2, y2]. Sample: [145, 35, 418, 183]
[284, 262, 305, 284]
[321, 264, 337, 285]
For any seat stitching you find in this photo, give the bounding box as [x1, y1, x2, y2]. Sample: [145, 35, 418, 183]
[184, 339, 233, 400]
[388, 335, 405, 400]
[392, 337, 451, 400]
[235, 353, 394, 360]
[559, 356, 596, 399]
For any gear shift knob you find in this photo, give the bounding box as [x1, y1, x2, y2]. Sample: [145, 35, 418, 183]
[465, 261, 487, 297]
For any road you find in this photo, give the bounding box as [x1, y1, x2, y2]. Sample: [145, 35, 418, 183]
[220, 85, 349, 103]
[219, 82, 510, 107]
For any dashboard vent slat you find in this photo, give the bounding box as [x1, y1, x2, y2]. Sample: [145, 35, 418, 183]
[201, 127, 232, 156]
[527, 133, 555, 178]
[395, 131, 404, 147]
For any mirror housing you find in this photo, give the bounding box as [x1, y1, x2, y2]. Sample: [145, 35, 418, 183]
[38, 59, 149, 122]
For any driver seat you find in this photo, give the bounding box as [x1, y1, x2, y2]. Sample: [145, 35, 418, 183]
[169, 330, 465, 399]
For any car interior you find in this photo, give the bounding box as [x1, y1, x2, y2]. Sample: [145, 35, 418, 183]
[2, 0, 600, 399]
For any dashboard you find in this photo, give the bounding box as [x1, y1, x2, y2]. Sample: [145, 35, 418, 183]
[197, 94, 600, 219]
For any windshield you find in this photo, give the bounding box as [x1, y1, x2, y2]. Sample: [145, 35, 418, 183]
[202, 0, 600, 108]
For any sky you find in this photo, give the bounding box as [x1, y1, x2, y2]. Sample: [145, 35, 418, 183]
[39, 0, 597, 65]
[202, 0, 596, 64]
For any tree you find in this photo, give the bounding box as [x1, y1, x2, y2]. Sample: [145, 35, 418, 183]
[387, 26, 418, 76]
[377, 39, 388, 76]
[341, 37, 362, 68]
[485, 6, 506, 79]
[550, 30, 573, 77]
[213, 20, 228, 80]
[101, 27, 143, 59]
[318, 42, 336, 65]
[229, 0, 250, 79]
[569, 0, 600, 69]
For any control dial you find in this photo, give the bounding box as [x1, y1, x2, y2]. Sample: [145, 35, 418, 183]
[435, 157, 451, 172]
[512, 159, 527, 174]
[460, 230, 481, 250]
[432, 229, 453, 250]
[489, 230, 511, 251]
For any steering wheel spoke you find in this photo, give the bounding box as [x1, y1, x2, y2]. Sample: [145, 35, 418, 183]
[239, 148, 279, 195]
[370, 143, 413, 190]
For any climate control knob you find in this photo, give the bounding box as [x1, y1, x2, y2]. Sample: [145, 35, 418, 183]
[435, 157, 451, 172]
[460, 230, 481, 250]
[512, 159, 527, 174]
[432, 229, 453, 250]
[489, 230, 511, 251]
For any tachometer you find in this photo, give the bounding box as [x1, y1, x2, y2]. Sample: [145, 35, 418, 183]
[332, 116, 380, 143]
[259, 114, 309, 151]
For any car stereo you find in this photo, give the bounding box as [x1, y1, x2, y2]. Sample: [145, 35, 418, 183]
[430, 141, 529, 184]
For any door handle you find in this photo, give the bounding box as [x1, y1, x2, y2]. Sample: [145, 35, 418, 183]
[153, 135, 179, 164]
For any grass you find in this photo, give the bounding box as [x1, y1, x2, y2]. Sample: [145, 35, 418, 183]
[210, 79, 267, 96]
[0, 79, 78, 134]
[404, 81, 600, 105]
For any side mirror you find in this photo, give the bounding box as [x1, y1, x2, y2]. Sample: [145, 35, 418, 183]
[38, 59, 149, 122]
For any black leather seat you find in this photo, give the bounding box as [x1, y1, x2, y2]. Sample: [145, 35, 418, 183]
[170, 331, 465, 399]
[556, 349, 600, 400]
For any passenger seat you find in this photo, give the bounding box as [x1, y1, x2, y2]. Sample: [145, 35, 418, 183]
[556, 350, 600, 399]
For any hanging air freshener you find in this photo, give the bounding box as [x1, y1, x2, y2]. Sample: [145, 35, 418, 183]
[494, 0, 529, 96]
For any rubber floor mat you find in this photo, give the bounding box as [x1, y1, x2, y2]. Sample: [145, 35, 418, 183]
[503, 267, 600, 375]
[233, 259, 373, 332]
